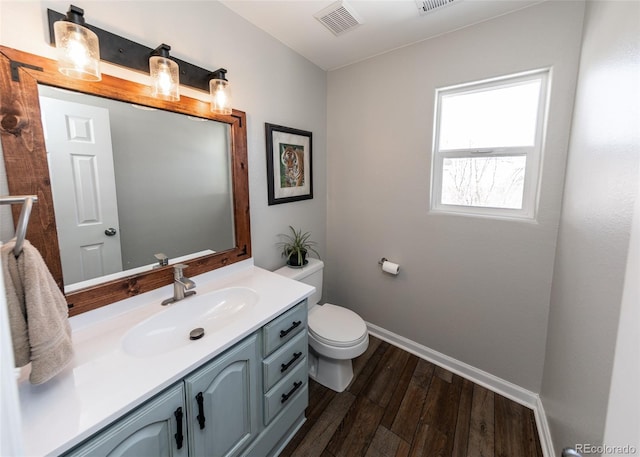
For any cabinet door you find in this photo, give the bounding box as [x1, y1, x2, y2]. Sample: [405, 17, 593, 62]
[185, 333, 261, 457]
[64, 384, 187, 457]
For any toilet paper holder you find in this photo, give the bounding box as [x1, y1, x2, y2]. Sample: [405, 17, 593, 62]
[378, 258, 400, 275]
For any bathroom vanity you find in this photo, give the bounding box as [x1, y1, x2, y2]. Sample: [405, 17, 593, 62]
[17, 260, 314, 457]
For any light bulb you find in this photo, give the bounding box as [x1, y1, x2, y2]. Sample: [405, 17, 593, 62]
[209, 70, 232, 115]
[149, 45, 180, 101]
[214, 86, 228, 107]
[53, 8, 101, 81]
[157, 64, 173, 95]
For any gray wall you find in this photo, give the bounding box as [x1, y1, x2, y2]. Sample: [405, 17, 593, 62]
[0, 0, 327, 270]
[541, 0, 640, 451]
[326, 1, 585, 392]
[603, 179, 640, 452]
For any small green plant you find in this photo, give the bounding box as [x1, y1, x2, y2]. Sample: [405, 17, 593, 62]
[277, 226, 320, 267]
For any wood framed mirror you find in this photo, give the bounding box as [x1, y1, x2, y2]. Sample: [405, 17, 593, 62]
[0, 46, 251, 316]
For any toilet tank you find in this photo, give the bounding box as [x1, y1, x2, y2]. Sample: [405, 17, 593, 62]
[274, 258, 323, 305]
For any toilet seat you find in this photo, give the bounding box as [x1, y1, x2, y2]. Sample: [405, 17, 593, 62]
[308, 303, 368, 347]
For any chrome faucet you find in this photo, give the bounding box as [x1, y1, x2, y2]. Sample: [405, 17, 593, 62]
[161, 264, 196, 305]
[153, 252, 169, 268]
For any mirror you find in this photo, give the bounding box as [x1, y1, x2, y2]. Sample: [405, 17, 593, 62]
[38, 85, 235, 292]
[0, 46, 251, 316]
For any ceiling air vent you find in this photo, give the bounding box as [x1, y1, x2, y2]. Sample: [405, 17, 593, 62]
[416, 0, 459, 15]
[314, 1, 364, 37]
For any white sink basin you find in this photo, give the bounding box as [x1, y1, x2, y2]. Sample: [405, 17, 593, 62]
[122, 287, 259, 357]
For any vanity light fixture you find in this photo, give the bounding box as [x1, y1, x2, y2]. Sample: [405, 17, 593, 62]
[52, 5, 101, 81]
[47, 5, 233, 112]
[209, 69, 232, 115]
[149, 44, 180, 101]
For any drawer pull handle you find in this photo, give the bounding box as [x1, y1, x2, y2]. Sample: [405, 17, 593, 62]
[281, 351, 303, 373]
[196, 392, 206, 430]
[280, 320, 302, 338]
[281, 381, 303, 403]
[174, 407, 184, 449]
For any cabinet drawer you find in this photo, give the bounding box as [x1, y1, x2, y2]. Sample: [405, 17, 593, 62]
[263, 330, 307, 392]
[263, 361, 307, 425]
[263, 301, 307, 356]
[242, 383, 308, 457]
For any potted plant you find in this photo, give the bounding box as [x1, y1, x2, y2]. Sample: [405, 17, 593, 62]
[277, 226, 320, 267]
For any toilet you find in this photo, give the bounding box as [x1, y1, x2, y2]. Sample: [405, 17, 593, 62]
[274, 258, 369, 392]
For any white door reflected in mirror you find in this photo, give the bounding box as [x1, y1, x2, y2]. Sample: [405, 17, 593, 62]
[40, 96, 123, 285]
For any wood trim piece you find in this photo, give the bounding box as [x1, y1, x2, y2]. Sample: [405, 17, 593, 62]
[0, 49, 63, 286]
[0, 46, 251, 316]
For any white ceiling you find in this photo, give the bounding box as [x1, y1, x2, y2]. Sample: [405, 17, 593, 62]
[220, 0, 545, 71]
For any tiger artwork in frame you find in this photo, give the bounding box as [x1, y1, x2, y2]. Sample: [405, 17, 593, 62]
[265, 123, 313, 205]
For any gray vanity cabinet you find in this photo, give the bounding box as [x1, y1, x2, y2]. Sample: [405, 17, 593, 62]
[184, 333, 261, 457]
[63, 384, 187, 457]
[62, 301, 308, 457]
[242, 300, 309, 456]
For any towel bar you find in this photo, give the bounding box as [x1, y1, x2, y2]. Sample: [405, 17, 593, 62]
[0, 195, 38, 257]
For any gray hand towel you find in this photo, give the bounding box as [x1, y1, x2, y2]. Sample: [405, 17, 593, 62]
[2, 239, 73, 384]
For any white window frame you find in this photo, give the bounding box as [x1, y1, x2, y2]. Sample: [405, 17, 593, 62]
[430, 69, 550, 220]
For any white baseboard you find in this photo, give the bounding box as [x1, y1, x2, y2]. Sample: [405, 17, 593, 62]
[366, 322, 555, 457]
[534, 396, 557, 457]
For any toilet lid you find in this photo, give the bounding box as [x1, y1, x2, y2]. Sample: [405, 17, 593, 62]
[308, 303, 367, 347]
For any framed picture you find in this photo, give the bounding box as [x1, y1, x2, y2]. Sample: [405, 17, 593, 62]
[265, 123, 313, 205]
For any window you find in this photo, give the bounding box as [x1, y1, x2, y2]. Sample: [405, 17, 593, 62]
[431, 70, 549, 219]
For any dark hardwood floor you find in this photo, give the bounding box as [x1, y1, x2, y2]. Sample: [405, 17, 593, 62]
[281, 336, 543, 457]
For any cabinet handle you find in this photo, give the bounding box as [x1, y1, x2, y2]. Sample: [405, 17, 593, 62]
[279, 320, 302, 338]
[196, 392, 206, 430]
[280, 351, 303, 373]
[174, 407, 184, 450]
[281, 381, 303, 404]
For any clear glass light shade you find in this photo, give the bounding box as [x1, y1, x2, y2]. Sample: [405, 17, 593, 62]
[53, 21, 101, 81]
[149, 56, 180, 101]
[210, 79, 232, 115]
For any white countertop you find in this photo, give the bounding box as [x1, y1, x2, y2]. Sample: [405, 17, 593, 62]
[17, 260, 314, 457]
